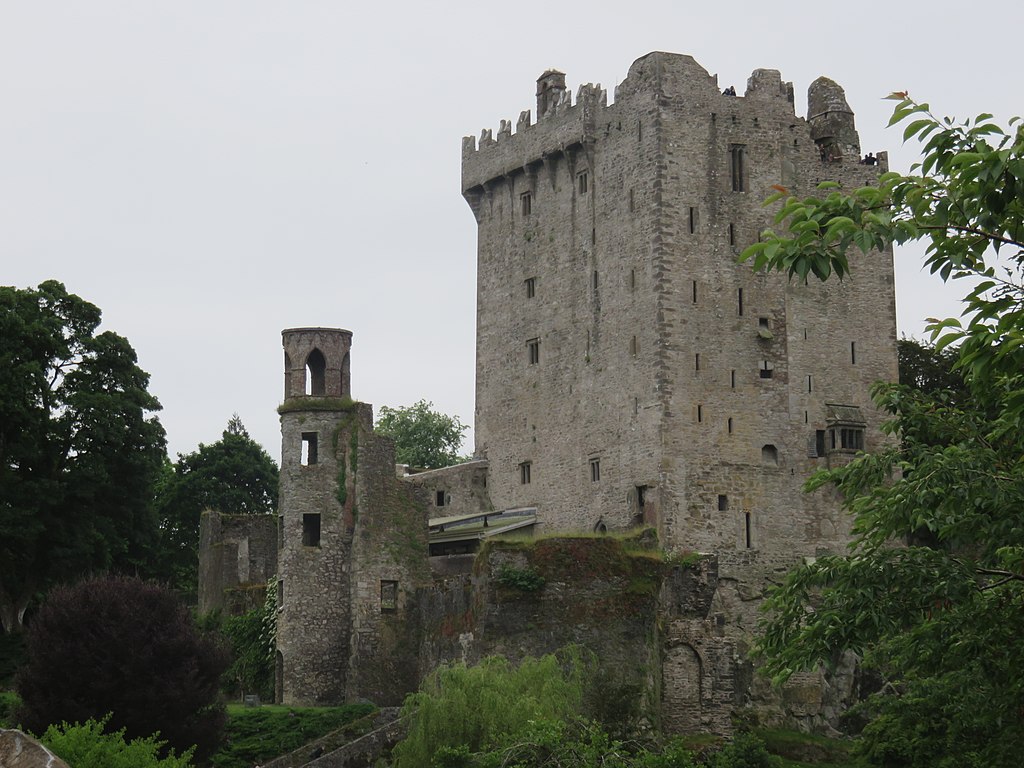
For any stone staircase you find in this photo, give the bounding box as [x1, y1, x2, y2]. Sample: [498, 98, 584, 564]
[261, 708, 405, 768]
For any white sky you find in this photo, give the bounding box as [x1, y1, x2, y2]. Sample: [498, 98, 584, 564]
[2, 1, 1019, 461]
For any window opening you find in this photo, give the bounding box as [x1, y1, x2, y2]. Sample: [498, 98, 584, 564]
[759, 317, 769, 329]
[302, 513, 321, 547]
[815, 430, 826, 457]
[593, 270, 599, 290]
[851, 341, 857, 364]
[525, 277, 536, 298]
[731, 369, 736, 388]
[305, 349, 326, 396]
[728, 417, 734, 433]
[435, 490, 447, 507]
[689, 207, 697, 234]
[629, 187, 635, 211]
[301, 432, 318, 465]
[630, 269, 636, 291]
[738, 288, 744, 316]
[760, 361, 774, 379]
[718, 494, 729, 511]
[728, 223, 735, 245]
[277, 515, 284, 549]
[744, 512, 752, 548]
[807, 375, 813, 393]
[630, 336, 638, 356]
[762, 444, 779, 465]
[692, 280, 698, 303]
[578, 172, 589, 194]
[520, 191, 532, 216]
[636, 485, 647, 509]
[590, 458, 601, 482]
[697, 404, 704, 423]
[527, 338, 540, 365]
[380, 580, 398, 613]
[520, 461, 532, 484]
[730, 144, 747, 192]
[695, 353, 700, 371]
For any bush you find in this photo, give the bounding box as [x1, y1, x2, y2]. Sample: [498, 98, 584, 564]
[392, 649, 593, 768]
[41, 716, 194, 768]
[16, 576, 230, 762]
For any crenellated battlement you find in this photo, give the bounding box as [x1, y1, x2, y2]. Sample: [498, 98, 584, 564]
[462, 78, 608, 193]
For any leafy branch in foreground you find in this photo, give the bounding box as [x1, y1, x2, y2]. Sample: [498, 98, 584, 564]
[749, 99, 1024, 767]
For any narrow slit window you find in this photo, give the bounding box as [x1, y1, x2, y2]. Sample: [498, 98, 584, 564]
[730, 144, 747, 192]
[629, 187, 635, 211]
[731, 370, 736, 388]
[738, 288, 744, 316]
[744, 512, 752, 548]
[520, 191, 532, 216]
[695, 352, 700, 371]
[380, 580, 398, 613]
[697, 404, 704, 423]
[301, 432, 318, 465]
[578, 172, 589, 194]
[527, 338, 540, 365]
[593, 270, 599, 290]
[851, 341, 857, 364]
[590, 458, 601, 482]
[728, 223, 736, 246]
[630, 336, 638, 356]
[630, 269, 636, 291]
[525, 277, 536, 298]
[689, 207, 697, 234]
[807, 375, 813, 393]
[728, 417, 734, 434]
[692, 280, 698, 304]
[520, 461, 532, 484]
[302, 513, 321, 547]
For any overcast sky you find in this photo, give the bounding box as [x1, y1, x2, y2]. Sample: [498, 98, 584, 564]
[2, 1, 1019, 461]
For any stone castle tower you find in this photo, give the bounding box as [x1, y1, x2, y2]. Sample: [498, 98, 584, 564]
[263, 51, 898, 729]
[463, 52, 897, 557]
[275, 328, 428, 706]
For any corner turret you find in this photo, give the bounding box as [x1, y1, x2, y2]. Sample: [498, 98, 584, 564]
[536, 69, 567, 119]
[807, 77, 860, 162]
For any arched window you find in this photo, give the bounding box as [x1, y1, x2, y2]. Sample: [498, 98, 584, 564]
[761, 444, 779, 466]
[305, 349, 326, 396]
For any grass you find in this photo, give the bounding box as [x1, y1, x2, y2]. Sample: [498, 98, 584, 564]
[756, 728, 864, 768]
[0, 691, 21, 728]
[209, 702, 376, 768]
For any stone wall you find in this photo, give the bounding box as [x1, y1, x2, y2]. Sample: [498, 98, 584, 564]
[401, 460, 492, 519]
[198, 510, 277, 615]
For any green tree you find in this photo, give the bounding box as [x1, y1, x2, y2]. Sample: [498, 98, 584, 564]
[896, 337, 966, 400]
[375, 399, 468, 469]
[41, 716, 195, 768]
[16, 576, 229, 763]
[744, 99, 1024, 765]
[154, 415, 278, 596]
[0, 281, 166, 633]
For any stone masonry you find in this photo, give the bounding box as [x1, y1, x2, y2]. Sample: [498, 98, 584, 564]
[268, 51, 897, 735]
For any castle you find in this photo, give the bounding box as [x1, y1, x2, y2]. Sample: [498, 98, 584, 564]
[201, 52, 897, 735]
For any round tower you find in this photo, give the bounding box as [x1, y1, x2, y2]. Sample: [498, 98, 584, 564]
[276, 327, 358, 705]
[807, 76, 861, 162]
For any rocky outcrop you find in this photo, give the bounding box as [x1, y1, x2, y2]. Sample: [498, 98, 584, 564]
[0, 729, 70, 768]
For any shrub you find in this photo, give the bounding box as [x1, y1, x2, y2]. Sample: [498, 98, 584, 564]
[41, 716, 194, 768]
[392, 649, 593, 768]
[16, 576, 230, 762]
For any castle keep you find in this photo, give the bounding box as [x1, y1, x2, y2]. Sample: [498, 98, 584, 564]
[215, 52, 898, 734]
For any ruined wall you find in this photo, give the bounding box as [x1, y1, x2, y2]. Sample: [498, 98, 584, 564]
[198, 510, 277, 615]
[402, 459, 493, 519]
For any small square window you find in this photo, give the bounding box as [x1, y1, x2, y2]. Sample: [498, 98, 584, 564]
[525, 277, 536, 298]
[527, 338, 540, 365]
[520, 192, 532, 216]
[380, 580, 398, 613]
[718, 494, 729, 511]
[590, 458, 601, 482]
[520, 461, 532, 484]
[759, 361, 773, 379]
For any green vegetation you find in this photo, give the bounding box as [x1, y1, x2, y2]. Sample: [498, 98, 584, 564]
[492, 564, 546, 592]
[16, 576, 229, 763]
[375, 399, 468, 468]
[0, 690, 20, 728]
[393, 650, 592, 768]
[745, 98, 1024, 766]
[277, 395, 357, 414]
[218, 580, 277, 702]
[209, 703, 375, 768]
[41, 716, 195, 768]
[0, 280, 166, 633]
